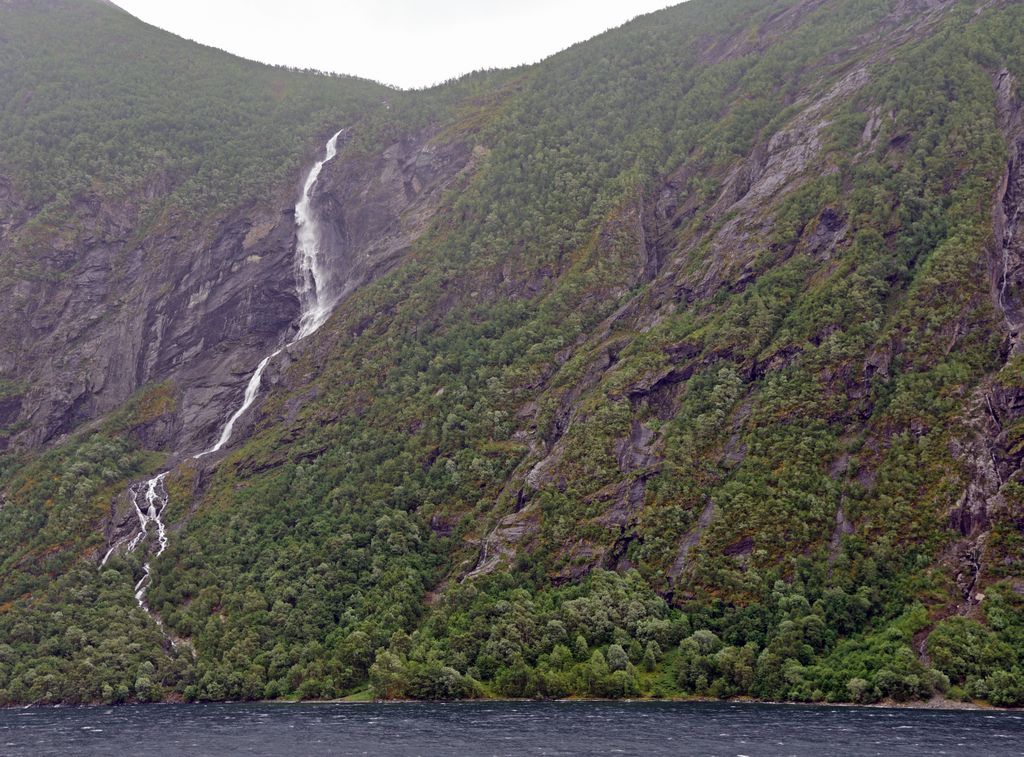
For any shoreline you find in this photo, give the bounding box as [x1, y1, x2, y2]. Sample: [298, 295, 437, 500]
[5, 694, 1014, 712]
[318, 695, 1007, 712]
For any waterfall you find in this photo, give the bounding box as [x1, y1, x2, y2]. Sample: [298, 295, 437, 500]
[105, 129, 346, 605]
[102, 472, 170, 608]
[194, 127, 345, 458]
[295, 129, 346, 339]
[193, 350, 282, 459]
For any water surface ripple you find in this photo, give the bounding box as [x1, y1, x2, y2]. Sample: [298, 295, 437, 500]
[2, 701, 1022, 756]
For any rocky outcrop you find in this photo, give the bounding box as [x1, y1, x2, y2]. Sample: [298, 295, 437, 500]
[947, 377, 1024, 607]
[465, 509, 538, 581]
[310, 135, 478, 308]
[991, 68, 1024, 353]
[669, 498, 716, 586]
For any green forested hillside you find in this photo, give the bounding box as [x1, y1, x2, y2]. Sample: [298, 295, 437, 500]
[2, 0, 1024, 708]
[0, 0, 388, 204]
[0, 0, 387, 276]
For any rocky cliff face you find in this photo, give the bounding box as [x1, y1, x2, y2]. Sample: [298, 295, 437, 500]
[992, 67, 1024, 352]
[310, 134, 478, 310]
[0, 126, 476, 460]
[0, 179, 301, 453]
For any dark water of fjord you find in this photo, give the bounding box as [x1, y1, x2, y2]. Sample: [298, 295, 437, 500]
[2, 700, 1022, 756]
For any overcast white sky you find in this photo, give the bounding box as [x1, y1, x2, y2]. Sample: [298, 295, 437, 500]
[111, 0, 678, 89]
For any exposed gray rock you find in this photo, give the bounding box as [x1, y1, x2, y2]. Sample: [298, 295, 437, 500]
[828, 505, 856, 563]
[614, 420, 657, 474]
[309, 134, 477, 319]
[0, 126, 476, 459]
[464, 509, 538, 580]
[990, 69, 1024, 353]
[0, 184, 302, 454]
[669, 498, 716, 585]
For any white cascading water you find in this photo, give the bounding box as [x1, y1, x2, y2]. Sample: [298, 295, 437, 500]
[194, 127, 345, 459]
[295, 129, 346, 339]
[100, 472, 170, 611]
[105, 129, 346, 607]
[193, 351, 282, 460]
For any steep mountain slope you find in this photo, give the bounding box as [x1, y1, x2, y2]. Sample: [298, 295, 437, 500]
[0, 0, 396, 453]
[2, 0, 1024, 707]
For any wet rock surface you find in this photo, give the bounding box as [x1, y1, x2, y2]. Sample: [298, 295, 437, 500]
[992, 69, 1024, 352]
[0, 126, 475, 457]
[311, 134, 476, 305]
[0, 187, 302, 454]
